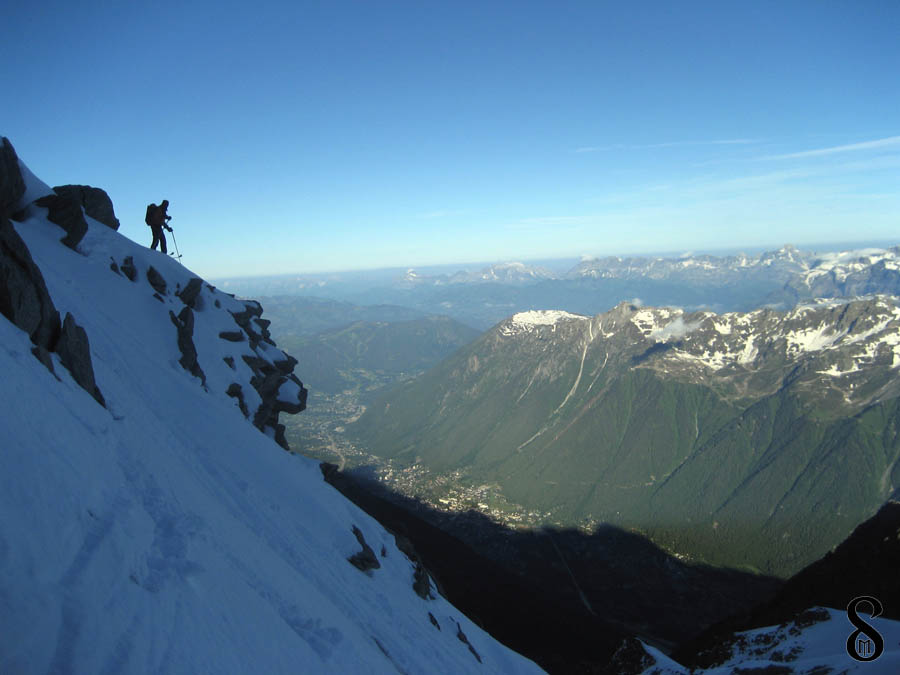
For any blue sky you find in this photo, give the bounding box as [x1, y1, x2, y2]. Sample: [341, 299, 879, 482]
[3, 1, 898, 277]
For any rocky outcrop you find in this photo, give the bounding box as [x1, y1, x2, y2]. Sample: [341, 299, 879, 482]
[230, 300, 276, 349]
[0, 215, 61, 351]
[220, 298, 307, 451]
[177, 277, 203, 309]
[57, 313, 105, 406]
[169, 307, 206, 386]
[146, 266, 167, 294]
[1, 137, 25, 214]
[347, 525, 381, 572]
[1, 215, 104, 407]
[33, 192, 89, 250]
[51, 185, 120, 231]
[225, 383, 249, 417]
[241, 351, 307, 451]
[121, 255, 137, 282]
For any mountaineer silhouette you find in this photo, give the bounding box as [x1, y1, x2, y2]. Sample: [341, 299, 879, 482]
[145, 200, 172, 253]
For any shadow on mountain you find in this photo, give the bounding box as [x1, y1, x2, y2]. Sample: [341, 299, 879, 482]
[630, 340, 675, 364]
[673, 499, 900, 669]
[320, 463, 783, 674]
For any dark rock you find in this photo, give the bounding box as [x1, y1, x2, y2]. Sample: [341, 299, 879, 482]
[454, 622, 482, 663]
[413, 561, 433, 599]
[272, 423, 290, 451]
[177, 277, 203, 308]
[273, 354, 298, 375]
[428, 613, 441, 630]
[226, 383, 249, 417]
[34, 192, 89, 250]
[121, 256, 137, 281]
[109, 258, 120, 275]
[1, 137, 25, 214]
[392, 532, 434, 599]
[31, 345, 55, 375]
[146, 266, 167, 294]
[51, 185, 120, 231]
[223, 356, 235, 369]
[253, 318, 276, 346]
[152, 293, 164, 303]
[57, 313, 105, 406]
[242, 354, 276, 376]
[169, 307, 206, 385]
[230, 301, 263, 328]
[224, 300, 307, 451]
[0, 215, 61, 351]
[347, 526, 381, 572]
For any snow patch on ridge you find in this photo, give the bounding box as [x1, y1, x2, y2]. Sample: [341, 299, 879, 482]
[501, 310, 588, 335]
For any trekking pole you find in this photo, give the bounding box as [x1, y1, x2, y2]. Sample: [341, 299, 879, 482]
[169, 224, 182, 260]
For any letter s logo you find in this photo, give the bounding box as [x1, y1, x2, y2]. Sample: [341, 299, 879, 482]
[846, 596, 884, 662]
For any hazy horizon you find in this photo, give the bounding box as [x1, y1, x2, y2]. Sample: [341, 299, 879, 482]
[210, 237, 900, 281]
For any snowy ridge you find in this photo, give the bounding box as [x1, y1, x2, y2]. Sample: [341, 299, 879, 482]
[499, 309, 589, 335]
[631, 298, 900, 375]
[0, 156, 543, 673]
[638, 608, 900, 674]
[570, 244, 814, 281]
[802, 247, 900, 286]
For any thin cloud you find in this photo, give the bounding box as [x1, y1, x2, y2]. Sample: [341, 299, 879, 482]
[762, 135, 900, 160]
[575, 139, 760, 153]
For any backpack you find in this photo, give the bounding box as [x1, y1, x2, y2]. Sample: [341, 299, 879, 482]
[145, 203, 157, 226]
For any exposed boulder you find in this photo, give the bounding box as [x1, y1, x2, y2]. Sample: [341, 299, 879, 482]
[1, 137, 25, 214]
[230, 301, 263, 327]
[57, 313, 105, 407]
[225, 383, 249, 417]
[177, 277, 203, 309]
[218, 331, 245, 342]
[169, 307, 206, 385]
[0, 215, 61, 351]
[33, 192, 89, 250]
[146, 266, 167, 294]
[1, 215, 107, 405]
[30, 345, 56, 374]
[455, 622, 482, 663]
[241, 354, 308, 450]
[51, 185, 120, 231]
[273, 354, 298, 375]
[121, 255, 137, 282]
[230, 301, 276, 349]
[347, 526, 381, 572]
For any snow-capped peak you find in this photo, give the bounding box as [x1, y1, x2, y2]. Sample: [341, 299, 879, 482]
[500, 309, 589, 335]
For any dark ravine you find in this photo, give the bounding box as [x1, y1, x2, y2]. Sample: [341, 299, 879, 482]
[319, 463, 783, 674]
[673, 500, 900, 669]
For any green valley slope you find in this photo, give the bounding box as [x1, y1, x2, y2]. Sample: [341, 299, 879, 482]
[350, 300, 900, 576]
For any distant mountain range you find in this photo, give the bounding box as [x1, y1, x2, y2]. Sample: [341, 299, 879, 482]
[217, 244, 900, 329]
[350, 297, 900, 577]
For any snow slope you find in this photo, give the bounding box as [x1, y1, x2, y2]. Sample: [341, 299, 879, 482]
[640, 608, 900, 674]
[0, 160, 544, 674]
